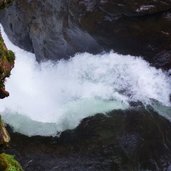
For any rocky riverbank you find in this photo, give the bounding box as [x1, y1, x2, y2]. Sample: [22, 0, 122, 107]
[0, 34, 22, 171]
[0, 1, 23, 170]
[3, 107, 171, 171]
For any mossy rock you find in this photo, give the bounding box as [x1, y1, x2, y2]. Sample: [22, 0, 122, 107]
[0, 33, 15, 99]
[0, 153, 23, 171]
[7, 50, 15, 64]
[0, 36, 15, 64]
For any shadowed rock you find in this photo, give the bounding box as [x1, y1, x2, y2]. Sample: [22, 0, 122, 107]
[4, 107, 171, 171]
[0, 0, 171, 69]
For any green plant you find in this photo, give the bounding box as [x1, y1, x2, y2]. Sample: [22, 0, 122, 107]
[0, 153, 23, 171]
[0, 81, 4, 88]
[7, 50, 15, 63]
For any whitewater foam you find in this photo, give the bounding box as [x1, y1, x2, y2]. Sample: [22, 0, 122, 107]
[0, 25, 171, 136]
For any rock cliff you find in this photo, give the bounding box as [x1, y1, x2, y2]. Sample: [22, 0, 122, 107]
[0, 28, 22, 171]
[0, 35, 13, 148]
[0, 34, 14, 99]
[0, 1, 23, 171]
[0, 11, 14, 145]
[0, 0, 171, 68]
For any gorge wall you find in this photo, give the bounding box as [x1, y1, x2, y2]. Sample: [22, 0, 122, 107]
[0, 1, 23, 171]
[0, 31, 14, 99]
[0, 0, 171, 68]
[0, 1, 171, 170]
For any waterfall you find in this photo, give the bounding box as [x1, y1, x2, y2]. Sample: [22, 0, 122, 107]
[0, 25, 171, 136]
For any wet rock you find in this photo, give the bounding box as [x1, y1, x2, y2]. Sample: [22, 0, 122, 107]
[0, 117, 10, 146]
[0, 0, 13, 9]
[78, 0, 171, 16]
[0, 0, 102, 61]
[0, 88, 9, 98]
[0, 32, 14, 170]
[0, 34, 15, 99]
[4, 107, 171, 171]
[78, 2, 171, 67]
[152, 50, 171, 69]
[0, 153, 23, 171]
[1, 0, 171, 68]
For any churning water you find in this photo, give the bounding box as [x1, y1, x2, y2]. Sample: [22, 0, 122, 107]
[0, 25, 171, 136]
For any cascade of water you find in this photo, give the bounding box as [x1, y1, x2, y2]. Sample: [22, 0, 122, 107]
[0, 25, 171, 136]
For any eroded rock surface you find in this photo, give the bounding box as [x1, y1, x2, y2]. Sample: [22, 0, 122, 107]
[0, 34, 14, 99]
[0, 0, 171, 68]
[4, 107, 171, 171]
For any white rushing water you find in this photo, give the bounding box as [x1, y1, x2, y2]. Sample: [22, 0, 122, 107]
[0, 25, 171, 136]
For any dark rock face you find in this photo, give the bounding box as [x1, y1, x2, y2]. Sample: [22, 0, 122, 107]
[0, 0, 103, 61]
[1, 0, 171, 67]
[0, 0, 12, 10]
[79, 1, 171, 64]
[3, 107, 171, 171]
